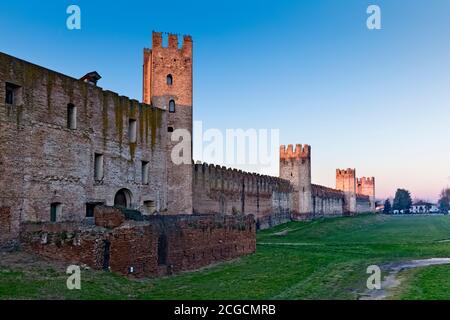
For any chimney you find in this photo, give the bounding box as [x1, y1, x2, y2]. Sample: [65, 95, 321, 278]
[80, 71, 102, 86]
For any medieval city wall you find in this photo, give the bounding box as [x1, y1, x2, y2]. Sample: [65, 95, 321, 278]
[20, 206, 255, 277]
[356, 194, 371, 213]
[311, 184, 345, 217]
[193, 163, 292, 230]
[0, 52, 168, 247]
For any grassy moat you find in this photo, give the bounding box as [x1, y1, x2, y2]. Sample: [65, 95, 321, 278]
[2, 214, 450, 300]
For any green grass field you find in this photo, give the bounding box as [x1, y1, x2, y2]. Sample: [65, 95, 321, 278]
[2, 214, 450, 300]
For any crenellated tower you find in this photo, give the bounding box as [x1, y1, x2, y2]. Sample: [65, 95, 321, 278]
[357, 177, 376, 211]
[279, 144, 312, 219]
[143, 32, 193, 214]
[336, 168, 357, 214]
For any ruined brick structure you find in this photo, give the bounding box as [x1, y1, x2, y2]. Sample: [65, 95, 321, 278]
[21, 206, 255, 277]
[0, 32, 375, 276]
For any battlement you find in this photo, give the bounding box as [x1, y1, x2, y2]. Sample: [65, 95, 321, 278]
[150, 31, 192, 55]
[336, 168, 356, 177]
[312, 184, 345, 199]
[280, 144, 311, 161]
[356, 176, 375, 200]
[357, 177, 375, 185]
[193, 162, 292, 194]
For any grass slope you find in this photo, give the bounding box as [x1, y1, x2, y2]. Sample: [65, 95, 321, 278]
[2, 214, 450, 300]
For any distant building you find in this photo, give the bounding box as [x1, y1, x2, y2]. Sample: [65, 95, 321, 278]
[410, 201, 439, 214]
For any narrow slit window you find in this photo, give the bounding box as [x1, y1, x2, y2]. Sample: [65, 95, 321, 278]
[67, 103, 77, 129]
[169, 100, 175, 113]
[157, 234, 168, 266]
[94, 153, 104, 181]
[50, 203, 62, 222]
[141, 161, 149, 185]
[128, 119, 137, 143]
[166, 74, 173, 86]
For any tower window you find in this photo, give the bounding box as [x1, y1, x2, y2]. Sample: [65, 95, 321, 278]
[168, 126, 174, 133]
[141, 161, 149, 185]
[67, 103, 77, 129]
[94, 153, 104, 181]
[169, 100, 175, 113]
[5, 83, 21, 105]
[128, 119, 137, 143]
[50, 203, 62, 222]
[166, 74, 173, 86]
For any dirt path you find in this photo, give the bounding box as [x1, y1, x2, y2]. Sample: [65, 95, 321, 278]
[359, 258, 450, 300]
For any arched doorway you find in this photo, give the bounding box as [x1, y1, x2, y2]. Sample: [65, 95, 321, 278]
[114, 188, 132, 208]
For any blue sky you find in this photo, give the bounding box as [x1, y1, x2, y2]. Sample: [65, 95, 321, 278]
[1, 0, 450, 201]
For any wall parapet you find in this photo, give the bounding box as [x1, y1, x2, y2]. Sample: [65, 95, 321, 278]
[193, 162, 293, 194]
[312, 184, 345, 199]
[280, 144, 310, 161]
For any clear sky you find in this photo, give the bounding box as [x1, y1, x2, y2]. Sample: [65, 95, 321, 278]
[1, 0, 450, 201]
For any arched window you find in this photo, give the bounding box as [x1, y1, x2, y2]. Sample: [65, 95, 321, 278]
[166, 74, 173, 86]
[169, 100, 176, 113]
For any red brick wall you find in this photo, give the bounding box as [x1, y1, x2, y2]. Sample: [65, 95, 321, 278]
[20, 214, 256, 278]
[94, 206, 125, 228]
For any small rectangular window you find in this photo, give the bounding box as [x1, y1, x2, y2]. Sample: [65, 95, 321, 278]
[86, 202, 103, 218]
[128, 119, 137, 143]
[67, 103, 77, 129]
[94, 153, 104, 181]
[141, 161, 149, 184]
[144, 200, 156, 214]
[50, 203, 62, 222]
[5, 83, 21, 105]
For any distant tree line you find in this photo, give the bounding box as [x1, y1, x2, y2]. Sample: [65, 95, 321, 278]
[382, 188, 450, 214]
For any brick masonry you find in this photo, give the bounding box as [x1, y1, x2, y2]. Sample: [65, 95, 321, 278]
[0, 31, 376, 274]
[193, 163, 292, 230]
[20, 209, 256, 277]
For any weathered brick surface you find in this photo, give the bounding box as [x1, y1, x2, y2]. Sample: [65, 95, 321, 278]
[1, 31, 376, 279]
[193, 163, 292, 230]
[20, 214, 255, 278]
[143, 32, 193, 215]
[311, 184, 345, 217]
[0, 207, 16, 248]
[0, 51, 168, 228]
[94, 206, 125, 228]
[357, 177, 376, 211]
